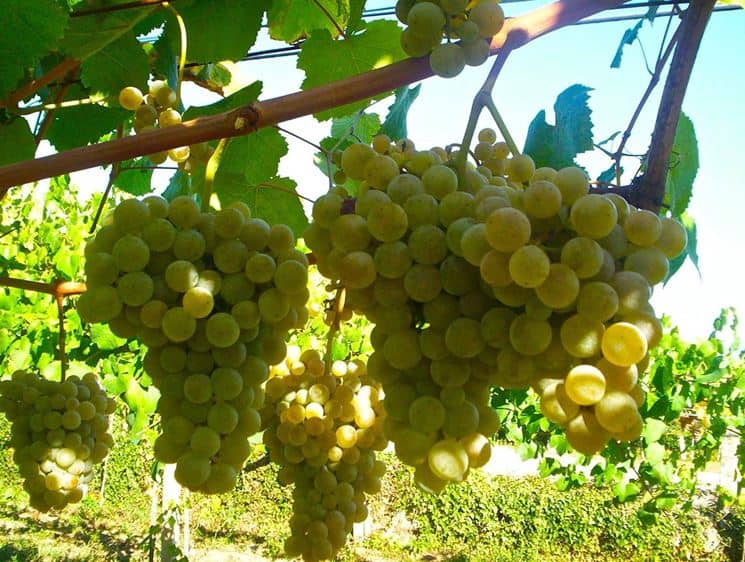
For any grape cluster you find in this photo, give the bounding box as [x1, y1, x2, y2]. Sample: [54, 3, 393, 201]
[306, 136, 510, 491]
[263, 349, 386, 561]
[306, 130, 686, 476]
[118, 83, 213, 170]
[397, 0, 504, 78]
[0, 371, 115, 512]
[79, 195, 309, 492]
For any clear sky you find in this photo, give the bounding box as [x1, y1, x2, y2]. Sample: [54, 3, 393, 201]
[55, 1, 745, 342]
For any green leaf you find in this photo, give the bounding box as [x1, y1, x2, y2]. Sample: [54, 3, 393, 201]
[161, 169, 193, 201]
[523, 84, 594, 170]
[697, 367, 727, 384]
[611, 19, 643, 69]
[46, 94, 128, 151]
[380, 85, 421, 141]
[219, 128, 288, 180]
[0, 0, 69, 97]
[666, 212, 700, 282]
[81, 31, 149, 99]
[642, 418, 667, 443]
[596, 130, 620, 147]
[268, 0, 351, 42]
[183, 81, 262, 121]
[665, 112, 698, 217]
[0, 118, 36, 167]
[331, 113, 382, 144]
[152, 34, 180, 94]
[216, 175, 309, 237]
[61, 7, 158, 60]
[597, 163, 622, 185]
[347, 0, 366, 33]
[90, 324, 126, 351]
[115, 159, 154, 196]
[613, 480, 641, 502]
[298, 21, 407, 121]
[177, 0, 268, 62]
[645, 442, 666, 464]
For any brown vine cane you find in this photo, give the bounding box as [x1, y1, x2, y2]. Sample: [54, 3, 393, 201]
[0, 277, 87, 381]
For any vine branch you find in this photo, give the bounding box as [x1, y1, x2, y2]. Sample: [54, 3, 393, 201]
[1, 59, 79, 109]
[631, 0, 715, 212]
[0, 0, 628, 194]
[0, 277, 87, 297]
[613, 20, 683, 185]
[325, 287, 346, 375]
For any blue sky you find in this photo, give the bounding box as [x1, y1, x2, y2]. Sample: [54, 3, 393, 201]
[58, 1, 745, 341]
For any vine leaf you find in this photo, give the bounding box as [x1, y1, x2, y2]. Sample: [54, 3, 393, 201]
[331, 112, 381, 142]
[175, 0, 268, 63]
[665, 212, 700, 283]
[523, 84, 594, 170]
[268, 0, 351, 42]
[46, 88, 129, 151]
[380, 85, 421, 141]
[0, 0, 69, 98]
[298, 20, 407, 121]
[60, 7, 158, 60]
[664, 112, 698, 218]
[218, 127, 288, 179]
[0, 119, 36, 167]
[115, 159, 154, 196]
[315, 112, 381, 192]
[182, 81, 262, 121]
[610, 18, 644, 69]
[214, 128, 307, 234]
[347, 0, 366, 33]
[217, 175, 309, 236]
[81, 31, 149, 99]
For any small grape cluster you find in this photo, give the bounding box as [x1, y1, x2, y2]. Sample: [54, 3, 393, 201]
[0, 371, 115, 512]
[118, 82, 213, 170]
[263, 349, 386, 561]
[397, 0, 504, 78]
[79, 195, 309, 492]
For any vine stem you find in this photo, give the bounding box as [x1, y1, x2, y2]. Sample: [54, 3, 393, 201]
[0, 276, 79, 382]
[455, 42, 515, 183]
[0, 277, 87, 297]
[35, 81, 73, 147]
[56, 292, 67, 382]
[0, 59, 79, 109]
[0, 0, 627, 194]
[311, 0, 347, 39]
[90, 126, 125, 233]
[632, 0, 715, 212]
[163, 2, 187, 104]
[324, 288, 346, 375]
[201, 138, 229, 210]
[612, 21, 683, 186]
